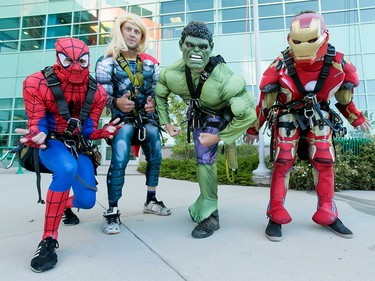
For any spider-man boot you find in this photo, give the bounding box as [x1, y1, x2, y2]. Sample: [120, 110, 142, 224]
[30, 190, 69, 272]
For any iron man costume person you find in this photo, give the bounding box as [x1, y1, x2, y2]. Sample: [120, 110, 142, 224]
[17, 38, 122, 272]
[246, 11, 370, 241]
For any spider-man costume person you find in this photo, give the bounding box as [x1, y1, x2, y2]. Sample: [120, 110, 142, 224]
[16, 37, 122, 272]
[246, 11, 370, 241]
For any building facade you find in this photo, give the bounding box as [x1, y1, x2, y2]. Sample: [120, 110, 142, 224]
[1, 0, 374, 158]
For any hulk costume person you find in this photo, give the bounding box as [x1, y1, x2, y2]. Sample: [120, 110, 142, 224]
[155, 22, 256, 238]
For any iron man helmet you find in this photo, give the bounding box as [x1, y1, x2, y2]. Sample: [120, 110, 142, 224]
[288, 12, 329, 64]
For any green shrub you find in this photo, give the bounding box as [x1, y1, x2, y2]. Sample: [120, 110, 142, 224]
[286, 137, 375, 191]
[139, 137, 375, 190]
[139, 144, 258, 185]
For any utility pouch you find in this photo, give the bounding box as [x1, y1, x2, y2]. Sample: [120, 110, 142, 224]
[15, 143, 51, 173]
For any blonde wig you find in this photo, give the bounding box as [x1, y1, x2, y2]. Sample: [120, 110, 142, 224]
[104, 13, 149, 58]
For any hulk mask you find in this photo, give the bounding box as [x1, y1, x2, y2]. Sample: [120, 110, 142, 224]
[180, 36, 213, 71]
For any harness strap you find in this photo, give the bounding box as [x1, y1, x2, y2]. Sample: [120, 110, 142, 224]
[116, 54, 143, 90]
[282, 44, 336, 96]
[43, 66, 97, 125]
[184, 55, 226, 142]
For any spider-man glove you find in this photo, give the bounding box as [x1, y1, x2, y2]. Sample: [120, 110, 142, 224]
[14, 128, 47, 149]
[90, 117, 123, 140]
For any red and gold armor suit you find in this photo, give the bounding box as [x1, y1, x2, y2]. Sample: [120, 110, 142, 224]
[247, 12, 367, 227]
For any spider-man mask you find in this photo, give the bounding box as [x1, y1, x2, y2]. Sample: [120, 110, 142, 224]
[54, 38, 90, 84]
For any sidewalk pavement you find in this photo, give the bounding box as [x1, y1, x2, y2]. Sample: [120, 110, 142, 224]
[1, 164, 375, 281]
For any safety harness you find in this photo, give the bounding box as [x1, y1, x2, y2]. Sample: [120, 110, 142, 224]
[184, 55, 226, 143]
[266, 44, 346, 161]
[13, 67, 99, 203]
[115, 55, 164, 144]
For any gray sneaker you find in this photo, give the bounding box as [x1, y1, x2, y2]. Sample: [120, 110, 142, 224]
[103, 207, 121, 235]
[326, 218, 353, 239]
[143, 200, 171, 216]
[265, 219, 283, 242]
[191, 211, 220, 239]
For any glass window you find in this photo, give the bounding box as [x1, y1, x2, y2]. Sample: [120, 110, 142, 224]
[221, 0, 248, 7]
[160, 14, 184, 26]
[160, 0, 184, 14]
[187, 11, 214, 23]
[360, 8, 375, 23]
[220, 21, 249, 34]
[129, 5, 142, 16]
[363, 54, 375, 79]
[217, 33, 252, 61]
[366, 95, 375, 109]
[13, 109, 27, 120]
[0, 99, 12, 109]
[359, 0, 375, 8]
[73, 23, 98, 35]
[14, 98, 25, 109]
[73, 10, 98, 23]
[323, 11, 358, 25]
[0, 41, 18, 52]
[20, 40, 43, 51]
[99, 21, 114, 33]
[0, 110, 11, 121]
[221, 8, 248, 21]
[0, 17, 20, 29]
[12, 121, 27, 130]
[74, 35, 97, 46]
[321, 0, 357, 11]
[259, 17, 284, 31]
[47, 26, 71, 37]
[0, 121, 10, 133]
[353, 94, 367, 110]
[22, 15, 45, 28]
[48, 13, 72, 25]
[359, 24, 375, 53]
[187, 0, 214, 11]
[285, 1, 319, 16]
[367, 80, 375, 92]
[21, 28, 45, 39]
[0, 30, 19, 41]
[99, 34, 110, 45]
[259, 4, 283, 18]
[259, 0, 280, 4]
[355, 81, 365, 94]
[129, 5, 154, 17]
[46, 38, 58, 50]
[99, 7, 127, 21]
[161, 25, 184, 39]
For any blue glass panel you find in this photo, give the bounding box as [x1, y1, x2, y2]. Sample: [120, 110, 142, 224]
[321, 0, 357, 11]
[259, 0, 280, 4]
[0, 17, 20, 29]
[360, 8, 375, 23]
[187, 0, 213, 10]
[259, 4, 283, 17]
[22, 15, 46, 28]
[0, 30, 19, 41]
[221, 21, 249, 34]
[48, 13, 72, 25]
[221, 0, 247, 8]
[285, 1, 319, 16]
[323, 11, 358, 25]
[259, 17, 284, 31]
[47, 26, 71, 37]
[187, 11, 214, 22]
[222, 8, 248, 21]
[160, 0, 184, 14]
[358, 0, 375, 8]
[73, 10, 98, 23]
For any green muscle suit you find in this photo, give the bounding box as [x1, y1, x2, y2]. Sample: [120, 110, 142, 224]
[155, 58, 256, 217]
[155, 22, 256, 238]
